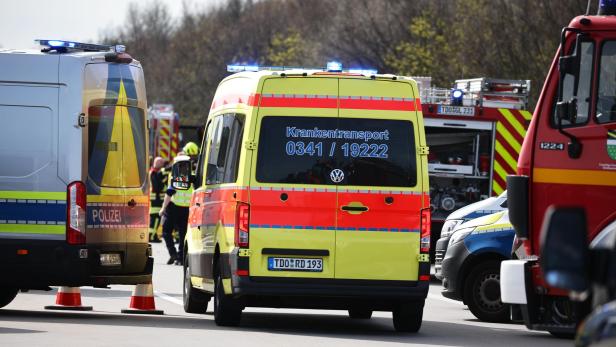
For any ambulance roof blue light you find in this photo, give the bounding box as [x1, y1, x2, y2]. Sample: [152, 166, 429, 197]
[227, 64, 259, 72]
[326, 61, 343, 72]
[348, 68, 378, 75]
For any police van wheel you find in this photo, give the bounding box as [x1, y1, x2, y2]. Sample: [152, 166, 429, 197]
[463, 260, 510, 323]
[392, 300, 424, 332]
[0, 287, 18, 309]
[213, 274, 242, 326]
[183, 257, 210, 314]
[348, 308, 372, 319]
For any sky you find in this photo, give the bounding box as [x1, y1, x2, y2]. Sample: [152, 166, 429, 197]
[0, 0, 220, 49]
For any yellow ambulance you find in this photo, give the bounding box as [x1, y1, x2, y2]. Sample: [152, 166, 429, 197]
[173, 63, 431, 332]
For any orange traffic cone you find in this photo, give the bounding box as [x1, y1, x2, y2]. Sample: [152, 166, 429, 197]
[44, 286, 93, 311]
[121, 282, 163, 315]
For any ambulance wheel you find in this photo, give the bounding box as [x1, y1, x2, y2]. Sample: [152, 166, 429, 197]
[463, 260, 510, 323]
[392, 300, 424, 332]
[213, 273, 242, 326]
[183, 257, 210, 314]
[348, 308, 372, 319]
[0, 287, 18, 309]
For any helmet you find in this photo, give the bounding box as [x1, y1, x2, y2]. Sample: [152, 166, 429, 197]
[183, 142, 199, 156]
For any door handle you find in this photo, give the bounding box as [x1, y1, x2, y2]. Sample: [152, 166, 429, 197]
[195, 202, 201, 207]
[341, 203, 368, 214]
[127, 199, 136, 208]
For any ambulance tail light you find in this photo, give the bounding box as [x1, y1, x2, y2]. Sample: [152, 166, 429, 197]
[67, 181, 87, 245]
[420, 208, 431, 253]
[235, 202, 250, 248]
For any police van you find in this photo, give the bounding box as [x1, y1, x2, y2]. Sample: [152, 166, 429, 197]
[172, 63, 431, 332]
[0, 40, 153, 307]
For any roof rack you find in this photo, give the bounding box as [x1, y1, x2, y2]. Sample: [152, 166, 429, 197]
[36, 39, 125, 54]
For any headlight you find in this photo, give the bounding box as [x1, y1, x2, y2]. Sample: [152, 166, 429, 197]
[440, 219, 462, 239]
[448, 227, 475, 246]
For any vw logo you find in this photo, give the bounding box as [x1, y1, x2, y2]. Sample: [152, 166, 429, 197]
[330, 169, 345, 183]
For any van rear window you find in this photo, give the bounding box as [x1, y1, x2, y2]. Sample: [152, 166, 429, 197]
[256, 116, 417, 187]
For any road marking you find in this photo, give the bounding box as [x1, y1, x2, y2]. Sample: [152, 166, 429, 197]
[427, 293, 462, 304]
[154, 291, 183, 306]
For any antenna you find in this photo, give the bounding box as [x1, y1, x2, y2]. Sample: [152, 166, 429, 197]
[586, 0, 591, 15]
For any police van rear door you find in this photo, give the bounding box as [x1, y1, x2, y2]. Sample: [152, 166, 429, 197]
[85, 63, 148, 245]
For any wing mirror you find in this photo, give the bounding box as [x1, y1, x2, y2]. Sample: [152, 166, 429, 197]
[540, 206, 590, 294]
[171, 156, 193, 190]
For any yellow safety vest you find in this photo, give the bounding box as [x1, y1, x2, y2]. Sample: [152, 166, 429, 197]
[171, 186, 193, 207]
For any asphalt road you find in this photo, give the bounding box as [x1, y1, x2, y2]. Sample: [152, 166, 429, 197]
[0, 243, 570, 347]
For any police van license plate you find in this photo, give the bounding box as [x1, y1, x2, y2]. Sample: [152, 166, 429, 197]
[268, 257, 323, 272]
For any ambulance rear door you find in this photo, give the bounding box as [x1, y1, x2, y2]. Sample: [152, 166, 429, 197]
[334, 79, 423, 281]
[249, 77, 339, 279]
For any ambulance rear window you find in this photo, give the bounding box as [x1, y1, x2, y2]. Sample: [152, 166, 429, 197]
[256, 116, 417, 187]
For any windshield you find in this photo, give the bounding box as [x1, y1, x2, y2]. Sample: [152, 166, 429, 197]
[256, 116, 417, 187]
[597, 40, 616, 124]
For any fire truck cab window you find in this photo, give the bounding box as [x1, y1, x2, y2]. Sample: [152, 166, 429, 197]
[555, 41, 594, 126]
[597, 41, 616, 124]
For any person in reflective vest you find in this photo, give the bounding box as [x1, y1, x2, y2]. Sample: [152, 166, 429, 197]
[149, 157, 167, 242]
[159, 143, 199, 265]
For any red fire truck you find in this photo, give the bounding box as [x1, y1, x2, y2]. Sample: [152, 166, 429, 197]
[417, 77, 531, 254]
[501, 0, 616, 337]
[148, 104, 180, 163]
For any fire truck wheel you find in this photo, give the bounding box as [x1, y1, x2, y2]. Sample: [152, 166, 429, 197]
[392, 300, 424, 332]
[213, 271, 242, 326]
[183, 257, 210, 313]
[464, 260, 510, 323]
[0, 287, 18, 308]
[348, 308, 373, 319]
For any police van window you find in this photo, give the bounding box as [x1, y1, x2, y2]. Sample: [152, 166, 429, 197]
[597, 41, 616, 124]
[553, 41, 594, 127]
[88, 106, 147, 188]
[256, 116, 417, 187]
[205, 114, 244, 184]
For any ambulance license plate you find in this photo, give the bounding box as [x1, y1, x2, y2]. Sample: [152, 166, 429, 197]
[268, 257, 323, 272]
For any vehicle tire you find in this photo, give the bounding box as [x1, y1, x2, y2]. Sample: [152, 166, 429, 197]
[0, 287, 18, 309]
[392, 300, 424, 332]
[213, 272, 242, 326]
[348, 308, 372, 319]
[463, 260, 510, 323]
[183, 256, 210, 314]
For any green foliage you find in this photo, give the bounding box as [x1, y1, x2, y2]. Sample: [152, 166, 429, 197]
[267, 32, 305, 66]
[104, 0, 589, 122]
[385, 14, 459, 86]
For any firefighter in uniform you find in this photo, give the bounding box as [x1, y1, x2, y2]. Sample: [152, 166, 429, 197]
[159, 142, 199, 265]
[149, 157, 167, 242]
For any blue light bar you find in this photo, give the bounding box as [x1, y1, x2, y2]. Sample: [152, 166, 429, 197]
[36, 39, 114, 52]
[326, 61, 343, 72]
[348, 68, 378, 75]
[227, 64, 259, 73]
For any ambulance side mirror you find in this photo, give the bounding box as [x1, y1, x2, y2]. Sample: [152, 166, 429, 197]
[171, 160, 192, 190]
